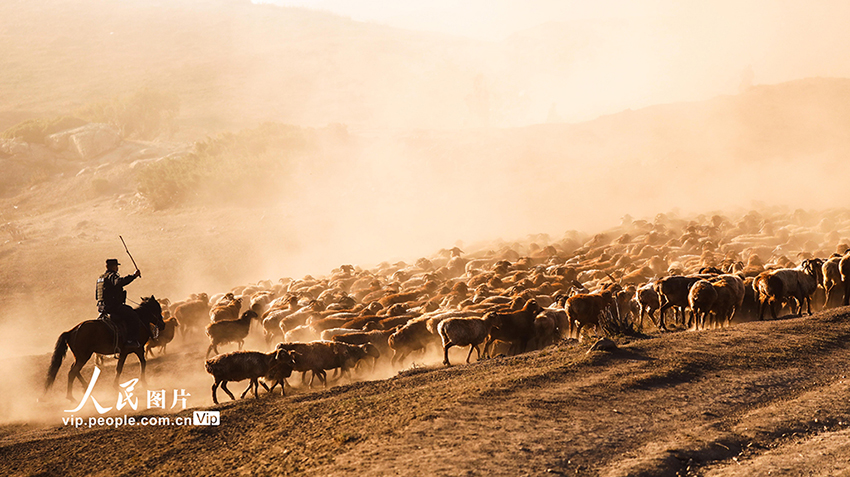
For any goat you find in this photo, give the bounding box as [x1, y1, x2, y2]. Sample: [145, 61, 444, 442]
[204, 348, 296, 404]
[205, 310, 258, 359]
[437, 314, 495, 366]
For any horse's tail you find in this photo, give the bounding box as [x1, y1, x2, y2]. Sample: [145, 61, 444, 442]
[44, 330, 71, 391]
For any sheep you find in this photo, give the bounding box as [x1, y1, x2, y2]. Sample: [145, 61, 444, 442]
[204, 348, 296, 404]
[537, 306, 571, 341]
[437, 314, 496, 366]
[654, 276, 702, 330]
[275, 341, 378, 387]
[249, 290, 276, 316]
[331, 328, 396, 368]
[755, 258, 823, 320]
[210, 296, 243, 323]
[635, 282, 660, 331]
[263, 353, 297, 396]
[708, 274, 746, 328]
[733, 276, 760, 322]
[279, 300, 325, 331]
[388, 318, 437, 367]
[423, 310, 482, 335]
[840, 252, 850, 306]
[173, 293, 210, 337]
[284, 324, 321, 343]
[145, 315, 179, 357]
[261, 295, 300, 347]
[483, 299, 543, 357]
[320, 327, 363, 341]
[688, 279, 717, 330]
[205, 310, 258, 359]
[531, 311, 558, 349]
[564, 287, 618, 341]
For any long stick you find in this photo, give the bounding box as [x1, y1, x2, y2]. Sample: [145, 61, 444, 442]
[119, 235, 140, 277]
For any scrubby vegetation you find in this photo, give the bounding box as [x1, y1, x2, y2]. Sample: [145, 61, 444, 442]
[135, 122, 348, 209]
[74, 87, 180, 140]
[2, 88, 179, 144]
[1, 116, 88, 144]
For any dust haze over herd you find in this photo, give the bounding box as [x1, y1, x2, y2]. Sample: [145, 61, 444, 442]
[2, 0, 850, 421]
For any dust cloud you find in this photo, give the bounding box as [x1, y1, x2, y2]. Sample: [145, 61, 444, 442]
[3, 0, 850, 425]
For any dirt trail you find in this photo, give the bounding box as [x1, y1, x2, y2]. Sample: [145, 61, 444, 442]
[3, 307, 850, 475]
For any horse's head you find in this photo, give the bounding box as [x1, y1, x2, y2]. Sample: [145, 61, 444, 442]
[138, 295, 166, 331]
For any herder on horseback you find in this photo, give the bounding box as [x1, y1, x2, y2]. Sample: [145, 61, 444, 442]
[97, 258, 142, 348]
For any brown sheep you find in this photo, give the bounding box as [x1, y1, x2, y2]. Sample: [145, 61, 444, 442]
[205, 310, 258, 359]
[755, 259, 823, 320]
[173, 293, 210, 337]
[276, 341, 378, 387]
[708, 274, 746, 328]
[331, 328, 396, 367]
[822, 254, 844, 308]
[145, 315, 179, 357]
[688, 279, 717, 330]
[204, 348, 296, 404]
[565, 287, 618, 341]
[210, 296, 243, 323]
[655, 276, 702, 330]
[635, 282, 661, 330]
[388, 319, 436, 367]
[483, 299, 543, 357]
[840, 252, 850, 306]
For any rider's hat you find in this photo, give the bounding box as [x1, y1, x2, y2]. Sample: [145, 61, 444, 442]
[106, 258, 121, 266]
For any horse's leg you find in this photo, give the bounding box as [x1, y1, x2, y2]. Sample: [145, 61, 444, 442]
[136, 348, 148, 386]
[66, 357, 88, 402]
[114, 352, 128, 386]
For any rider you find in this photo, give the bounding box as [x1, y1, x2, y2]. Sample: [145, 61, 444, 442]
[96, 258, 142, 348]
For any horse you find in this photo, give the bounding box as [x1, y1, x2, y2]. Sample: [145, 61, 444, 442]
[43, 296, 166, 402]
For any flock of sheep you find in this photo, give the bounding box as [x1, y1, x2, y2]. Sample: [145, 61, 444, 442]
[146, 208, 850, 404]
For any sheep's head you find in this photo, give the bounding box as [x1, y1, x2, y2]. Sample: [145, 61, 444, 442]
[271, 349, 297, 376]
[360, 343, 381, 359]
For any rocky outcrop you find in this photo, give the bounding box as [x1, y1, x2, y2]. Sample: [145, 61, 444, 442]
[46, 123, 121, 160]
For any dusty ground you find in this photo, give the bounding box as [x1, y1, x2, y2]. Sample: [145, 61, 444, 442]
[3, 306, 850, 476]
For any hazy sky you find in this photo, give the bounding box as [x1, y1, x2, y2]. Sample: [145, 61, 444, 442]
[253, 0, 666, 41]
[253, 0, 850, 121]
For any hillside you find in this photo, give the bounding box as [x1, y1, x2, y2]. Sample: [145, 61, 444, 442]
[5, 307, 850, 476]
[0, 0, 501, 133]
[3, 77, 850, 356]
